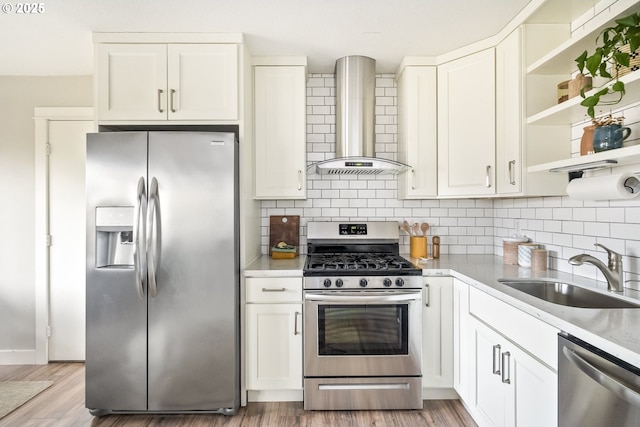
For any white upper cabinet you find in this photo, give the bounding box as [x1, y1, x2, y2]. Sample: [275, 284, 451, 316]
[253, 64, 307, 200]
[397, 65, 438, 199]
[438, 49, 496, 197]
[497, 26, 567, 196]
[96, 42, 238, 122]
[496, 28, 523, 195]
[97, 44, 168, 121]
[167, 44, 238, 121]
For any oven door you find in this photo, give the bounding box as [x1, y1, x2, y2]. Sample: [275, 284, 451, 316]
[304, 289, 422, 377]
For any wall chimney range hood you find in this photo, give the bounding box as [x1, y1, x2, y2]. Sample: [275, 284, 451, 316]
[308, 55, 410, 175]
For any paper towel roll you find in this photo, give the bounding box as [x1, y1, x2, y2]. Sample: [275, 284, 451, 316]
[566, 173, 640, 201]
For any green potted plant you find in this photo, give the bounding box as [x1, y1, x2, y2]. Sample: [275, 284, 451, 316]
[575, 12, 640, 118]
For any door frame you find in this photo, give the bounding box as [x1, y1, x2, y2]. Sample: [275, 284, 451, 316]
[34, 107, 94, 364]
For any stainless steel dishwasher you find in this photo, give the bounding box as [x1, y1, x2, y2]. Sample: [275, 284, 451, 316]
[559, 333, 640, 427]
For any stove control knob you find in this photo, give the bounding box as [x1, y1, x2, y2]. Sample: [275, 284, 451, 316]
[335, 279, 344, 288]
[383, 278, 392, 287]
[395, 278, 405, 287]
[359, 278, 368, 287]
[323, 279, 332, 288]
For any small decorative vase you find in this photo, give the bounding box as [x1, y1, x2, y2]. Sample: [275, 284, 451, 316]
[580, 125, 595, 155]
[593, 124, 632, 152]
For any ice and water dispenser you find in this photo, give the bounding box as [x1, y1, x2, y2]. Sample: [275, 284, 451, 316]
[95, 206, 135, 268]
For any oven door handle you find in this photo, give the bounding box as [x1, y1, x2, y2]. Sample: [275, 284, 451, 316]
[304, 291, 421, 303]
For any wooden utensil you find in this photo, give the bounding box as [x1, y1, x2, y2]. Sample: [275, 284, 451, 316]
[413, 223, 421, 236]
[402, 220, 413, 236]
[421, 223, 429, 237]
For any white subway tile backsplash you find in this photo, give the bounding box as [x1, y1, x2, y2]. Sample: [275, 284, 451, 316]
[584, 222, 610, 237]
[596, 207, 625, 222]
[259, 71, 640, 285]
[573, 207, 597, 221]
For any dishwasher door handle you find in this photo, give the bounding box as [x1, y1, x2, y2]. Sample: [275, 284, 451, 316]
[563, 345, 640, 407]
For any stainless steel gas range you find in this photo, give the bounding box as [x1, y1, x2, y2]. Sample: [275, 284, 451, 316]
[303, 222, 423, 411]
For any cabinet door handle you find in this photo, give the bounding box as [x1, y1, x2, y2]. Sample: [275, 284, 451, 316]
[501, 351, 511, 384]
[294, 311, 301, 335]
[411, 169, 416, 190]
[492, 344, 501, 375]
[170, 89, 176, 113]
[261, 287, 286, 292]
[424, 283, 430, 307]
[508, 160, 516, 185]
[157, 89, 164, 113]
[485, 165, 492, 188]
[297, 170, 303, 191]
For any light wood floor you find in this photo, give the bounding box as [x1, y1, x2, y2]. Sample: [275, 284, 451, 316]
[0, 363, 477, 427]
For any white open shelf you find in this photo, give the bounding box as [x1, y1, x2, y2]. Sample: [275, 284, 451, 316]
[527, 0, 640, 75]
[527, 71, 640, 125]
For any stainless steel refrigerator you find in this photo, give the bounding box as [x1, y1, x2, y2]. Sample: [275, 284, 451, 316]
[85, 130, 239, 416]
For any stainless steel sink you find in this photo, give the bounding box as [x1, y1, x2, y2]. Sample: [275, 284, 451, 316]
[497, 279, 640, 309]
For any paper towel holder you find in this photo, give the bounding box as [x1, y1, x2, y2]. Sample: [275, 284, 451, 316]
[624, 175, 640, 194]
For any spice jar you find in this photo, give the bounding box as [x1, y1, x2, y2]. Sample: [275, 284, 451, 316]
[432, 236, 440, 259]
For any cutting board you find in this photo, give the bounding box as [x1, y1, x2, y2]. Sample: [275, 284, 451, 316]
[269, 215, 300, 257]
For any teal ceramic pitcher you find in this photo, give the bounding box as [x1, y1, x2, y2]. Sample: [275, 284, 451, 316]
[593, 124, 631, 152]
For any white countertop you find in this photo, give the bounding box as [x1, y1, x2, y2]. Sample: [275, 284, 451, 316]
[243, 254, 640, 367]
[244, 255, 306, 277]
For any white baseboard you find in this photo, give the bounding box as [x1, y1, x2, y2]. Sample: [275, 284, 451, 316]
[0, 349, 40, 365]
[247, 389, 303, 402]
[422, 387, 459, 400]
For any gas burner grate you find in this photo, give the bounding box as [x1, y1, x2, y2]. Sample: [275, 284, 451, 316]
[305, 253, 418, 274]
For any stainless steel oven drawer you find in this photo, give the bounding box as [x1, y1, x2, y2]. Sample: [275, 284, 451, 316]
[304, 377, 423, 410]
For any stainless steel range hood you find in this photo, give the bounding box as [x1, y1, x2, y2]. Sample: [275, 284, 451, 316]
[308, 56, 410, 175]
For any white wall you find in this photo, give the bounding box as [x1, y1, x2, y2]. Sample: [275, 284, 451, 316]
[0, 76, 92, 359]
[260, 73, 640, 287]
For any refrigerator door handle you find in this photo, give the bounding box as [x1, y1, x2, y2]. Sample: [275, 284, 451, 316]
[134, 177, 147, 298]
[147, 177, 161, 298]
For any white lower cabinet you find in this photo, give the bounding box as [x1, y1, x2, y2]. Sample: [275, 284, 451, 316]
[469, 317, 557, 427]
[422, 276, 454, 394]
[466, 287, 558, 427]
[245, 277, 302, 393]
[452, 278, 470, 402]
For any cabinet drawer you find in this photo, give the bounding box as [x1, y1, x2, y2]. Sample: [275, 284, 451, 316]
[246, 277, 302, 303]
[469, 287, 559, 370]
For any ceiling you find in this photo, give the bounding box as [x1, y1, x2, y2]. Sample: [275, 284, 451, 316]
[0, 0, 534, 75]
